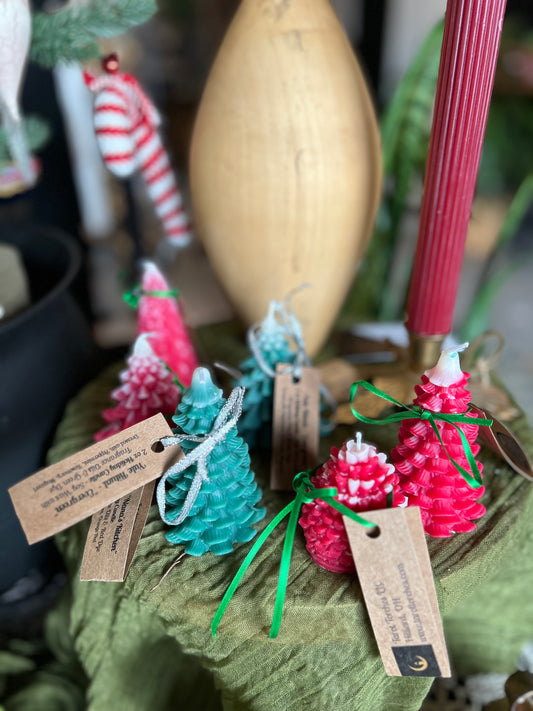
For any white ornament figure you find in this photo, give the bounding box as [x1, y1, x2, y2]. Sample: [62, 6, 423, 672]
[0, 0, 35, 185]
[84, 54, 191, 247]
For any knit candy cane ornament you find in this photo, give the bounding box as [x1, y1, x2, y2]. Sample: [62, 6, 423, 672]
[84, 54, 191, 247]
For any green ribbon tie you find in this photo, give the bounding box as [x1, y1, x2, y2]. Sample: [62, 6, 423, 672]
[172, 374, 186, 392]
[123, 287, 179, 308]
[349, 380, 493, 489]
[212, 469, 376, 640]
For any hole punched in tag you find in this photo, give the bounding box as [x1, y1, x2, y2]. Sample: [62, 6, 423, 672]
[470, 404, 533, 482]
[151, 440, 165, 453]
[366, 525, 381, 539]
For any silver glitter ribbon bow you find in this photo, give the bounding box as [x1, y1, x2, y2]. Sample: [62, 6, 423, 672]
[156, 385, 245, 527]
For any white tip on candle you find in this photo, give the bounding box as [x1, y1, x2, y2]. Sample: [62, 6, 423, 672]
[193, 367, 210, 385]
[262, 301, 281, 333]
[355, 431, 362, 450]
[425, 342, 469, 386]
[344, 437, 372, 464]
[133, 333, 155, 357]
[142, 260, 160, 276]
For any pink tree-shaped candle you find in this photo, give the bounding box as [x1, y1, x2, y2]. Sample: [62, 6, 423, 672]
[95, 334, 181, 441]
[406, 0, 507, 340]
[391, 344, 486, 537]
[299, 433, 404, 573]
[137, 261, 199, 387]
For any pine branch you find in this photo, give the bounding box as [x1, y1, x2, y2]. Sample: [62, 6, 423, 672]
[0, 115, 50, 167]
[31, 0, 157, 69]
[87, 0, 158, 36]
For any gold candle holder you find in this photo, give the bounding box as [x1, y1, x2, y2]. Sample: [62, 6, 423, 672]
[330, 328, 448, 422]
[408, 333, 446, 373]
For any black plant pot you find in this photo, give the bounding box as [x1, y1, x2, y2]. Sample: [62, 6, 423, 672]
[0, 225, 97, 594]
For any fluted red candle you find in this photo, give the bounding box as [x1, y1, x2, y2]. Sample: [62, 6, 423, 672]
[406, 0, 507, 337]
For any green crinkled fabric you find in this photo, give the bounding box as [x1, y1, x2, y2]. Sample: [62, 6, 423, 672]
[45, 361, 533, 711]
[1, 591, 86, 711]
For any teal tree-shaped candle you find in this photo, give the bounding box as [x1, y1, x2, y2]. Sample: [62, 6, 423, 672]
[159, 367, 266, 555]
[235, 301, 295, 449]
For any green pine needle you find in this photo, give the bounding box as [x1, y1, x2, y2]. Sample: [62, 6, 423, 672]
[31, 0, 157, 69]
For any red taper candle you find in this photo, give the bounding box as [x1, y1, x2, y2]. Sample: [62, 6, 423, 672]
[406, 0, 507, 337]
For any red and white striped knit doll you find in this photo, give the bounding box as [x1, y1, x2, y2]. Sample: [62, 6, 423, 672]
[84, 54, 191, 247]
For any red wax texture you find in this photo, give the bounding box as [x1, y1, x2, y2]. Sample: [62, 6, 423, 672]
[299, 441, 404, 573]
[406, 0, 507, 336]
[391, 373, 485, 537]
[138, 263, 199, 387]
[95, 338, 180, 441]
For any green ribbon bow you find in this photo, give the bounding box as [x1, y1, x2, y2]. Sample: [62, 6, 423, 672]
[212, 469, 376, 640]
[349, 380, 493, 489]
[123, 287, 179, 309]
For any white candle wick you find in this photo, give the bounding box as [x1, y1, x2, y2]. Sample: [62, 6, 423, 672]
[355, 431, 362, 451]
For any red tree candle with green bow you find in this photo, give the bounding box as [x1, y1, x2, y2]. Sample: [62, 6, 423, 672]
[391, 344, 485, 537]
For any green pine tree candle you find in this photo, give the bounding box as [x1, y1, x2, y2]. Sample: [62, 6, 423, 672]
[236, 302, 296, 449]
[163, 367, 266, 556]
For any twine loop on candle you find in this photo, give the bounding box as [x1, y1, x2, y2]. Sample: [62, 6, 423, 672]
[212, 469, 375, 640]
[123, 286, 180, 309]
[156, 386, 245, 527]
[349, 380, 493, 489]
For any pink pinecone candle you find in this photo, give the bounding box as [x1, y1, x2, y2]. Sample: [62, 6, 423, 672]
[391, 343, 486, 538]
[95, 334, 181, 441]
[138, 261, 199, 386]
[299, 433, 404, 573]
